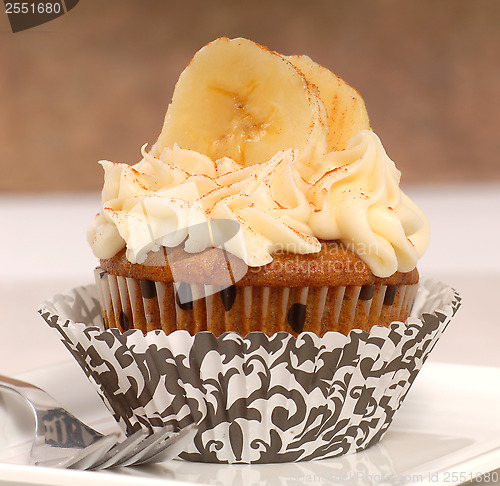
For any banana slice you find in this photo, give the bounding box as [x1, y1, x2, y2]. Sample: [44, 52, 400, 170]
[286, 55, 370, 151]
[155, 37, 328, 167]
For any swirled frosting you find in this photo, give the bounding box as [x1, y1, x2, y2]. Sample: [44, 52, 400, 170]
[88, 129, 429, 277]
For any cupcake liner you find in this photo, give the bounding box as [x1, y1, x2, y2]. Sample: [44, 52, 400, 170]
[38, 280, 460, 464]
[94, 267, 419, 335]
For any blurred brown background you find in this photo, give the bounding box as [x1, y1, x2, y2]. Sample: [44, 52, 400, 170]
[1, 0, 499, 192]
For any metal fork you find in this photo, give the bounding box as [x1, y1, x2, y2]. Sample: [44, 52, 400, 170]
[0, 374, 196, 470]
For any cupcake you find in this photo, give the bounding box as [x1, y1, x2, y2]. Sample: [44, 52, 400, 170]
[87, 37, 429, 337]
[40, 38, 460, 464]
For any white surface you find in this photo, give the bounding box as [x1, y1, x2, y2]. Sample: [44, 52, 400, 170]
[0, 361, 499, 486]
[404, 184, 500, 275]
[0, 193, 100, 283]
[0, 185, 500, 484]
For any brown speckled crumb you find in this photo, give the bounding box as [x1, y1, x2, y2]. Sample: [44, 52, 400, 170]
[96, 240, 419, 337]
[100, 240, 418, 287]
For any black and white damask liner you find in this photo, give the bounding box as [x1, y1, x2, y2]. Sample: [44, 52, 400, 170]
[39, 280, 460, 464]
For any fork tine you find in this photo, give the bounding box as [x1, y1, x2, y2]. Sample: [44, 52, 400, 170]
[113, 426, 174, 468]
[67, 434, 119, 470]
[90, 429, 148, 470]
[39, 434, 118, 469]
[135, 423, 198, 465]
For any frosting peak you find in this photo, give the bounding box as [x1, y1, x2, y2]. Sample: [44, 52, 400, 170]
[88, 129, 429, 277]
[305, 130, 429, 277]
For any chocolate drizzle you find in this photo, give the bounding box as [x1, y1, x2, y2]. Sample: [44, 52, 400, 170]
[175, 283, 194, 310]
[287, 303, 307, 334]
[140, 280, 157, 299]
[118, 311, 130, 331]
[359, 285, 375, 301]
[220, 286, 237, 312]
[384, 285, 397, 306]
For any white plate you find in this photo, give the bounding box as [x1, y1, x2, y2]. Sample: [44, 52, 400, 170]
[0, 359, 499, 486]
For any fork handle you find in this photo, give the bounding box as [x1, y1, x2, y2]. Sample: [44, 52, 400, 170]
[0, 374, 40, 390]
[0, 374, 60, 411]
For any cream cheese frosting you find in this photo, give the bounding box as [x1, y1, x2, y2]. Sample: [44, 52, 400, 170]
[88, 129, 429, 278]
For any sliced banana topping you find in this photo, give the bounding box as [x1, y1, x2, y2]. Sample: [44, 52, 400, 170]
[286, 54, 370, 152]
[155, 37, 329, 167]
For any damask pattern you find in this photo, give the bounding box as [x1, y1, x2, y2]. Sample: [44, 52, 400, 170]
[39, 281, 460, 463]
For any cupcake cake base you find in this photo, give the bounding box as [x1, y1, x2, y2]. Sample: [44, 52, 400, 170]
[95, 267, 418, 336]
[39, 280, 460, 464]
[95, 241, 420, 337]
